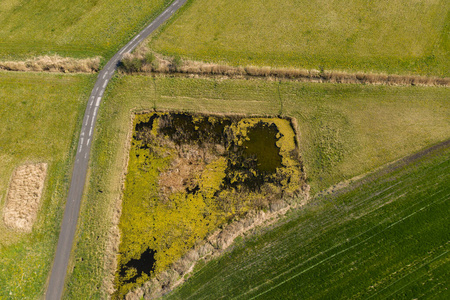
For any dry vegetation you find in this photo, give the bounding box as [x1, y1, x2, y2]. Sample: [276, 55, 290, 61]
[0, 55, 100, 73]
[119, 47, 450, 87]
[2, 163, 47, 232]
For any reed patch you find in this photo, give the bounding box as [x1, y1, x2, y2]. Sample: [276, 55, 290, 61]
[2, 163, 47, 232]
[0, 55, 100, 73]
[118, 48, 450, 87]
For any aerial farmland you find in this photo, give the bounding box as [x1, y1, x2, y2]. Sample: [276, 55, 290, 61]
[0, 0, 448, 299]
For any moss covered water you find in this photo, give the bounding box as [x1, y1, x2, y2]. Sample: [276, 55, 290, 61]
[115, 112, 305, 297]
[243, 122, 282, 173]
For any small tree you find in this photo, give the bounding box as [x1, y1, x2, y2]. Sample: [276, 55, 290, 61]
[144, 52, 159, 70]
[172, 55, 182, 71]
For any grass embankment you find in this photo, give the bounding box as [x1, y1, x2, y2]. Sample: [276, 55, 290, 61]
[150, 0, 450, 76]
[0, 72, 93, 299]
[68, 75, 450, 297]
[0, 0, 172, 60]
[164, 140, 450, 299]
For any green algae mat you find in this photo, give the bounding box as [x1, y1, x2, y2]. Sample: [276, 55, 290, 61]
[115, 112, 306, 297]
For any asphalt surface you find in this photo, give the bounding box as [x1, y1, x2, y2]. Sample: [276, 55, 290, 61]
[45, 1, 187, 299]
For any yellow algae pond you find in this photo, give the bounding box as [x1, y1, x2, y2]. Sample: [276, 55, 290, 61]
[115, 112, 306, 297]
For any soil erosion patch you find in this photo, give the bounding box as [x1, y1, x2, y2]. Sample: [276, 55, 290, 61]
[2, 163, 47, 232]
[115, 112, 306, 297]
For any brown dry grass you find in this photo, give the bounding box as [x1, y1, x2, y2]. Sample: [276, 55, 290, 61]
[159, 147, 209, 200]
[119, 47, 450, 87]
[0, 55, 100, 73]
[2, 163, 47, 232]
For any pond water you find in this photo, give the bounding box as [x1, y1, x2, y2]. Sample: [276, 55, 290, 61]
[157, 113, 232, 145]
[120, 248, 156, 284]
[117, 112, 299, 296]
[243, 122, 282, 173]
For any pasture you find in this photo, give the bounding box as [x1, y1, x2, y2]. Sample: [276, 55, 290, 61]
[151, 0, 450, 76]
[0, 0, 171, 60]
[0, 72, 93, 299]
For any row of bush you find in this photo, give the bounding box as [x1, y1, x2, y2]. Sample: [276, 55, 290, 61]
[119, 47, 450, 86]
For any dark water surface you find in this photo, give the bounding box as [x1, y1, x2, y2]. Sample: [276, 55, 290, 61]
[120, 248, 157, 284]
[243, 122, 282, 173]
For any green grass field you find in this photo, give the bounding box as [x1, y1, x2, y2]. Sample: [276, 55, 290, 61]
[164, 140, 450, 299]
[0, 0, 172, 60]
[66, 75, 450, 298]
[151, 0, 450, 76]
[0, 72, 93, 299]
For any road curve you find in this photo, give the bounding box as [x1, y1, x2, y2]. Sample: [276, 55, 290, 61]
[45, 1, 187, 298]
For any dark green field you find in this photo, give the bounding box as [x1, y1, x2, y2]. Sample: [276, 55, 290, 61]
[164, 142, 450, 299]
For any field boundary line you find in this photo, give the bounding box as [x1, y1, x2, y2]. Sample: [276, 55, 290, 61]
[118, 50, 450, 87]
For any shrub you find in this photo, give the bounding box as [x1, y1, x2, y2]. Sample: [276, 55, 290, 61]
[144, 52, 159, 70]
[171, 55, 182, 71]
[121, 54, 143, 73]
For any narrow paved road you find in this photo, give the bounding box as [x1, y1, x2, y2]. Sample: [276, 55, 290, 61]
[45, 1, 187, 298]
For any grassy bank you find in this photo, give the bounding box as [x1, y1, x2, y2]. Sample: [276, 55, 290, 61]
[150, 0, 450, 76]
[0, 0, 172, 60]
[164, 138, 450, 299]
[0, 72, 93, 299]
[67, 75, 450, 297]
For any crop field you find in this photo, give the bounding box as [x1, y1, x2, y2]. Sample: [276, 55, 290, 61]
[66, 75, 450, 297]
[0, 0, 171, 60]
[164, 141, 450, 299]
[151, 0, 450, 76]
[0, 72, 93, 299]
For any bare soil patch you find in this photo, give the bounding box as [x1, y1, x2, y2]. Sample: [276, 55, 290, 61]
[3, 163, 47, 232]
